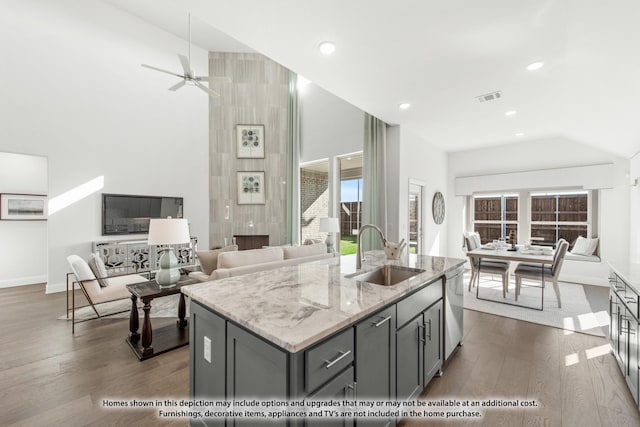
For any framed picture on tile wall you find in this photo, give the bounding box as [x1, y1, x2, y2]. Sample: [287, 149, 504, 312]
[237, 171, 266, 205]
[236, 124, 265, 158]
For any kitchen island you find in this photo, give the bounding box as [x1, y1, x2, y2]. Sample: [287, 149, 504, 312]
[182, 252, 465, 427]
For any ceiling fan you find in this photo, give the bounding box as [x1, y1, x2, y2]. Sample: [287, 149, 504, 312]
[141, 14, 230, 97]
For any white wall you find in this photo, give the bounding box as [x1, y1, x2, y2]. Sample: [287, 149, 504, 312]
[630, 152, 640, 262]
[387, 126, 448, 256]
[447, 136, 630, 286]
[0, 0, 210, 292]
[300, 83, 364, 163]
[0, 152, 48, 287]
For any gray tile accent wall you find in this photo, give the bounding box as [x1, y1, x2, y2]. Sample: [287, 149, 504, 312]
[208, 52, 290, 248]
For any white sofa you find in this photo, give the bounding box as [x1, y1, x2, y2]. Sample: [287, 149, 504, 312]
[189, 242, 336, 282]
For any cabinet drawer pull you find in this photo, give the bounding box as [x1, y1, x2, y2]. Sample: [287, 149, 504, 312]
[372, 316, 392, 327]
[324, 350, 351, 369]
[417, 323, 426, 343]
[347, 381, 357, 402]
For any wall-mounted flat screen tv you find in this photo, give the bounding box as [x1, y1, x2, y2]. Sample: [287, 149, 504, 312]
[102, 193, 184, 236]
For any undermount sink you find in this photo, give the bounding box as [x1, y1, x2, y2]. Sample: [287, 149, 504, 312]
[347, 265, 425, 286]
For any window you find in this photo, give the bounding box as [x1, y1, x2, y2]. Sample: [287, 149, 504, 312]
[472, 194, 518, 244]
[530, 191, 589, 247]
[300, 160, 329, 242]
[339, 154, 363, 255]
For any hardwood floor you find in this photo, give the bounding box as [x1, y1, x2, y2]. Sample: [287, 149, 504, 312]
[0, 284, 187, 427]
[406, 310, 640, 427]
[1, 284, 639, 426]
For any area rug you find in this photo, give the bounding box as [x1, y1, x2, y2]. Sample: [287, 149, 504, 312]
[463, 273, 608, 337]
[59, 294, 186, 321]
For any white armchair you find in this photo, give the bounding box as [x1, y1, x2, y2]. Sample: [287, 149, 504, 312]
[66, 255, 148, 333]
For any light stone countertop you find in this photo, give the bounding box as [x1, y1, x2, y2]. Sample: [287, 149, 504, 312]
[609, 261, 640, 294]
[182, 251, 465, 353]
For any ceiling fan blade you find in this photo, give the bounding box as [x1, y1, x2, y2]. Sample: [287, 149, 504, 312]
[168, 80, 187, 91]
[194, 80, 220, 97]
[195, 75, 232, 83]
[141, 63, 184, 79]
[178, 54, 192, 75]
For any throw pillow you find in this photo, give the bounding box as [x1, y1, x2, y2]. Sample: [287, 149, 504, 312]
[570, 236, 599, 256]
[69, 256, 96, 282]
[88, 253, 109, 287]
[197, 245, 238, 275]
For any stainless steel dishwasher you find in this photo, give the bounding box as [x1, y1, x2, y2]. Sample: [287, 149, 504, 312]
[444, 265, 464, 361]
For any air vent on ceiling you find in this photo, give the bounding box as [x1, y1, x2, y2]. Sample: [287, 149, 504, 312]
[476, 91, 502, 103]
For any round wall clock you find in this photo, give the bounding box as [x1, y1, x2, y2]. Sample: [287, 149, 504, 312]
[432, 191, 445, 224]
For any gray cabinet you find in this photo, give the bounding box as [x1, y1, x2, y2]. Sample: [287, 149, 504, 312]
[190, 302, 226, 427]
[355, 306, 396, 427]
[395, 280, 443, 402]
[306, 328, 354, 393]
[306, 366, 356, 427]
[395, 301, 443, 402]
[423, 301, 442, 383]
[610, 285, 621, 356]
[226, 323, 288, 427]
[396, 315, 424, 401]
[609, 271, 640, 407]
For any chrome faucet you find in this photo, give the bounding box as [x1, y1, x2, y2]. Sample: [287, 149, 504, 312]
[356, 224, 387, 270]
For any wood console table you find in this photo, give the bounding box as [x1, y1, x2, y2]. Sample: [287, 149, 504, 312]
[126, 277, 197, 361]
[233, 234, 269, 251]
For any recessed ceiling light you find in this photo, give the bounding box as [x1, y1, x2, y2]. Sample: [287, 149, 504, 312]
[516, 132, 524, 137]
[505, 110, 517, 116]
[526, 61, 545, 71]
[318, 41, 336, 55]
[399, 103, 411, 110]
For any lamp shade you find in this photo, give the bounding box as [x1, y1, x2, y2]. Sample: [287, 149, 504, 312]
[319, 217, 340, 233]
[147, 218, 190, 245]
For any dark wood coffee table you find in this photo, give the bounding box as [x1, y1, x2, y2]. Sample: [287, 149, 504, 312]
[125, 277, 198, 361]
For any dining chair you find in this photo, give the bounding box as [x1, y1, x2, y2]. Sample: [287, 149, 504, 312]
[514, 239, 569, 308]
[464, 233, 511, 297]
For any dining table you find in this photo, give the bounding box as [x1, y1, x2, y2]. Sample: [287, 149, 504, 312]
[466, 245, 554, 310]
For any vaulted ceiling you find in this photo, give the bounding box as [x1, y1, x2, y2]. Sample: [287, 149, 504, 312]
[108, 0, 640, 158]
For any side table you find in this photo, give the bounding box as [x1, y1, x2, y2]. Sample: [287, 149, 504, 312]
[125, 277, 198, 361]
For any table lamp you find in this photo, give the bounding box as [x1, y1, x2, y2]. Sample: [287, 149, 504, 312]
[319, 217, 340, 253]
[147, 217, 190, 287]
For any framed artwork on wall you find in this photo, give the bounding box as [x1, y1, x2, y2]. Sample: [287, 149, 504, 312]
[0, 193, 48, 220]
[237, 171, 266, 205]
[236, 124, 265, 158]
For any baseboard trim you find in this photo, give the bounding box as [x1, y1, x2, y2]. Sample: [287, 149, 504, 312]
[560, 274, 608, 287]
[46, 282, 68, 294]
[0, 275, 47, 289]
